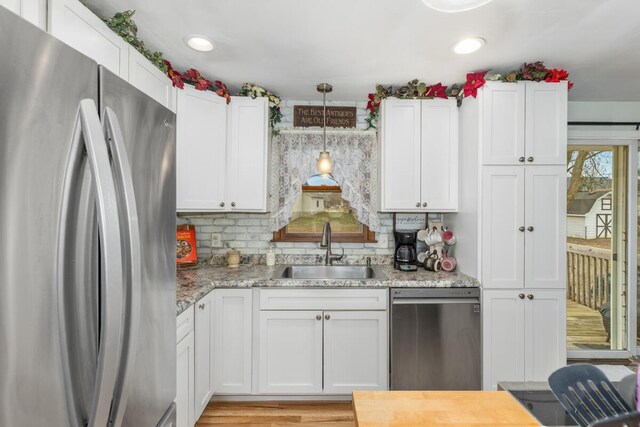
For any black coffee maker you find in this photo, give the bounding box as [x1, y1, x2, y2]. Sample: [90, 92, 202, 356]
[394, 231, 418, 272]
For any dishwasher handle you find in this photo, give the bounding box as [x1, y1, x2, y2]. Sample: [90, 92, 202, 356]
[392, 298, 480, 305]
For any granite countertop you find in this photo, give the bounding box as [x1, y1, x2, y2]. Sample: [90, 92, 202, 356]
[176, 263, 480, 315]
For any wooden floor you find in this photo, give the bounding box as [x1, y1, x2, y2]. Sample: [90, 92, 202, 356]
[196, 401, 356, 426]
[567, 299, 610, 350]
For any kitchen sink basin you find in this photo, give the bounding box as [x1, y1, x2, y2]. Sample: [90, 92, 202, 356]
[275, 265, 382, 280]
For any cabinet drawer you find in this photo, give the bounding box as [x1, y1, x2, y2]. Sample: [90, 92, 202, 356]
[176, 305, 195, 343]
[259, 289, 388, 311]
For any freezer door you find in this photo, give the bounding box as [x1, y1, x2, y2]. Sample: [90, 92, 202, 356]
[0, 8, 126, 427]
[99, 66, 177, 427]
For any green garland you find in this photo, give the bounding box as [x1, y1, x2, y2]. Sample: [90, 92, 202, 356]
[104, 10, 167, 73]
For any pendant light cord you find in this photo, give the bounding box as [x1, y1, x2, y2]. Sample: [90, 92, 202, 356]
[322, 91, 327, 151]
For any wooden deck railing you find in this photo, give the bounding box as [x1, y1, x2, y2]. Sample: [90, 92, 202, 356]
[567, 243, 611, 311]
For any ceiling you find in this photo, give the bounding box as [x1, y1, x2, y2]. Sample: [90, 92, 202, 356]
[85, 0, 640, 101]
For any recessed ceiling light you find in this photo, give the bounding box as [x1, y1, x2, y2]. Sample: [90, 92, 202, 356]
[422, 0, 494, 13]
[185, 35, 215, 52]
[451, 37, 486, 54]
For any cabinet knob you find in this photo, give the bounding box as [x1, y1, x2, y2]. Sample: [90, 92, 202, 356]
[518, 226, 525, 232]
[527, 294, 534, 300]
[518, 294, 525, 299]
[325, 314, 330, 320]
[231, 202, 236, 207]
[416, 202, 421, 208]
[527, 157, 534, 162]
[527, 226, 534, 232]
[198, 303, 205, 310]
[518, 157, 525, 163]
[422, 202, 427, 207]
[219, 202, 225, 207]
[316, 314, 321, 321]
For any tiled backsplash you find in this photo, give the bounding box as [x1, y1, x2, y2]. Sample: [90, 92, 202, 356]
[177, 212, 439, 265]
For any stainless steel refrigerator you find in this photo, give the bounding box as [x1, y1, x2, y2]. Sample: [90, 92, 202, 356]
[0, 7, 177, 427]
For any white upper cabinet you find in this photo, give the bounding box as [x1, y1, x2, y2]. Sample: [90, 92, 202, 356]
[48, 0, 129, 79]
[380, 98, 422, 211]
[482, 81, 567, 165]
[1, 0, 47, 28]
[128, 47, 176, 112]
[176, 86, 228, 211]
[525, 82, 568, 165]
[481, 82, 525, 166]
[420, 98, 458, 211]
[481, 166, 525, 289]
[380, 98, 459, 212]
[176, 94, 269, 212]
[524, 166, 566, 289]
[226, 96, 269, 212]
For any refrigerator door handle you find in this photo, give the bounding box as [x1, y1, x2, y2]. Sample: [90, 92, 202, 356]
[102, 107, 142, 427]
[57, 99, 124, 427]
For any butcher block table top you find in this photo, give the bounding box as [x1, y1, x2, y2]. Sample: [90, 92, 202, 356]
[352, 391, 541, 427]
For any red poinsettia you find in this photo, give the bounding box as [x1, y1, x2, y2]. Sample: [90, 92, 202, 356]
[568, 81, 574, 90]
[545, 68, 569, 83]
[463, 71, 488, 98]
[164, 60, 184, 89]
[366, 93, 379, 113]
[183, 68, 213, 91]
[426, 83, 448, 99]
[214, 80, 231, 104]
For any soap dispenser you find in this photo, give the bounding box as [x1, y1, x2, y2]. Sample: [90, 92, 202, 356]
[266, 244, 276, 267]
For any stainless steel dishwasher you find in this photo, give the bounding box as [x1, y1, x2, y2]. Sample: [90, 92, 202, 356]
[390, 287, 481, 390]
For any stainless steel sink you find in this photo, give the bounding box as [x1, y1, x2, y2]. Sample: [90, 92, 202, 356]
[275, 265, 381, 280]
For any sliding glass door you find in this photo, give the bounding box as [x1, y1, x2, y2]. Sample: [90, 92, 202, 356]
[566, 138, 637, 358]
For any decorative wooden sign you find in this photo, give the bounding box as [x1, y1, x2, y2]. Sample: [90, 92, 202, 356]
[293, 105, 357, 128]
[393, 213, 428, 231]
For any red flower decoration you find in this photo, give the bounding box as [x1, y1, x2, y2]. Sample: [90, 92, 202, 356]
[545, 68, 570, 83]
[164, 60, 184, 89]
[427, 83, 448, 99]
[366, 93, 378, 113]
[463, 71, 488, 99]
[214, 80, 231, 104]
[568, 81, 574, 90]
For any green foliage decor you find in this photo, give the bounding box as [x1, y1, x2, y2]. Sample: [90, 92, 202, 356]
[105, 10, 167, 73]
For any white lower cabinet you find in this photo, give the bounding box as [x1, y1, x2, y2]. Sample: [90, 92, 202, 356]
[257, 289, 388, 395]
[194, 292, 214, 419]
[213, 289, 253, 394]
[176, 306, 195, 427]
[483, 289, 566, 390]
[258, 311, 324, 394]
[323, 311, 388, 393]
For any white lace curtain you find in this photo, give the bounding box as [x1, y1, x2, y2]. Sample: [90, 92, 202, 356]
[269, 129, 380, 232]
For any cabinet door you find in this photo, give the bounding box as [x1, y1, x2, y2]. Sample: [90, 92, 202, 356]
[213, 289, 252, 394]
[380, 98, 422, 211]
[525, 166, 566, 289]
[48, 0, 129, 78]
[258, 311, 323, 394]
[0, 0, 46, 28]
[226, 97, 269, 211]
[128, 47, 176, 112]
[193, 293, 214, 420]
[524, 290, 566, 381]
[481, 82, 525, 165]
[421, 98, 458, 211]
[176, 87, 227, 211]
[482, 290, 525, 390]
[176, 331, 195, 427]
[481, 167, 525, 288]
[323, 311, 388, 393]
[525, 82, 568, 165]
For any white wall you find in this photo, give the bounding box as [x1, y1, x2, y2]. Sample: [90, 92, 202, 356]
[568, 101, 640, 128]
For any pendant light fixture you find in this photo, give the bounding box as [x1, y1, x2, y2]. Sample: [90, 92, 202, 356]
[316, 83, 333, 176]
[421, 0, 494, 13]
